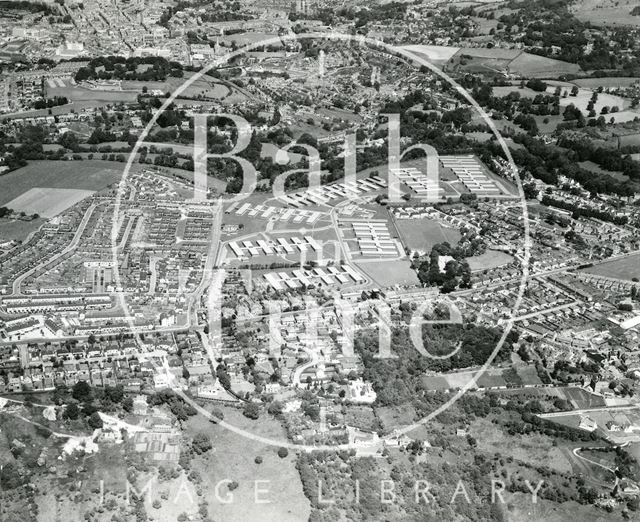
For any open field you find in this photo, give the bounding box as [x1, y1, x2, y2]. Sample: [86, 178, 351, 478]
[0, 160, 125, 206]
[571, 0, 640, 27]
[354, 258, 419, 287]
[574, 77, 640, 88]
[422, 368, 508, 391]
[496, 386, 606, 409]
[447, 48, 581, 78]
[402, 44, 461, 65]
[183, 406, 310, 522]
[581, 252, 640, 281]
[5, 187, 94, 218]
[493, 81, 631, 117]
[471, 416, 575, 473]
[395, 218, 461, 253]
[0, 217, 45, 241]
[467, 249, 514, 271]
[45, 78, 138, 103]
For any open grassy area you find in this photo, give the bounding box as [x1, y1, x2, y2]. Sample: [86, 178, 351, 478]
[581, 252, 640, 281]
[0, 217, 45, 241]
[571, 0, 640, 27]
[395, 218, 461, 253]
[355, 258, 420, 287]
[182, 405, 310, 522]
[0, 160, 125, 206]
[467, 249, 514, 272]
[6, 188, 95, 218]
[471, 415, 575, 474]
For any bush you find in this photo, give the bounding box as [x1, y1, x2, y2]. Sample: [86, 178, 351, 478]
[254, 456, 263, 464]
[192, 433, 213, 455]
[243, 402, 260, 420]
[277, 447, 289, 459]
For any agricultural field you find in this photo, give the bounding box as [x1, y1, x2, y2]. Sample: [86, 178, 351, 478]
[5, 187, 94, 218]
[0, 160, 125, 206]
[496, 386, 606, 410]
[574, 77, 640, 88]
[394, 218, 461, 253]
[581, 252, 640, 281]
[449, 48, 581, 78]
[571, 0, 640, 27]
[422, 364, 543, 391]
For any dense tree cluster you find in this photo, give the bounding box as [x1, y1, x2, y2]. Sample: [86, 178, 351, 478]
[147, 389, 197, 421]
[75, 56, 183, 82]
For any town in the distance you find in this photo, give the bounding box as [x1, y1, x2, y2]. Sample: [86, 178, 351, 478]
[2, 0, 640, 521]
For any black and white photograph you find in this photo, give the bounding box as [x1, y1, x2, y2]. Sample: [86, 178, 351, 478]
[0, 0, 640, 521]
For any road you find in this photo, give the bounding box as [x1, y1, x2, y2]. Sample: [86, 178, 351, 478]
[11, 202, 100, 295]
[571, 447, 619, 489]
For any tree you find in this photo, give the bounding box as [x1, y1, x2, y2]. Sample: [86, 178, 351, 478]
[0, 462, 23, 490]
[88, 411, 103, 429]
[255, 456, 263, 464]
[192, 433, 213, 455]
[72, 380, 92, 401]
[122, 396, 134, 412]
[243, 402, 260, 420]
[64, 402, 80, 420]
[277, 447, 289, 458]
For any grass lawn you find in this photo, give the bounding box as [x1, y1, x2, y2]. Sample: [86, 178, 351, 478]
[0, 160, 125, 206]
[395, 218, 461, 253]
[355, 258, 420, 287]
[581, 252, 640, 281]
[467, 249, 514, 272]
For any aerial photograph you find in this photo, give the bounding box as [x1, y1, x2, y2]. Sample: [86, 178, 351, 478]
[2, 0, 640, 520]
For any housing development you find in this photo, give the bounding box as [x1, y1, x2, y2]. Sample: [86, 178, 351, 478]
[2, 0, 640, 521]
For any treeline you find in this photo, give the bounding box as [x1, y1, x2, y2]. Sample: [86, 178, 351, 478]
[356, 326, 518, 406]
[557, 135, 640, 181]
[0, 1, 57, 15]
[511, 134, 637, 197]
[541, 195, 629, 225]
[75, 56, 183, 82]
[33, 96, 68, 109]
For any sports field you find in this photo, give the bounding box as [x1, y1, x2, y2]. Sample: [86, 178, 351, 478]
[0, 160, 124, 206]
[395, 218, 461, 253]
[466, 249, 514, 272]
[581, 252, 640, 281]
[355, 259, 420, 287]
[5, 187, 94, 218]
